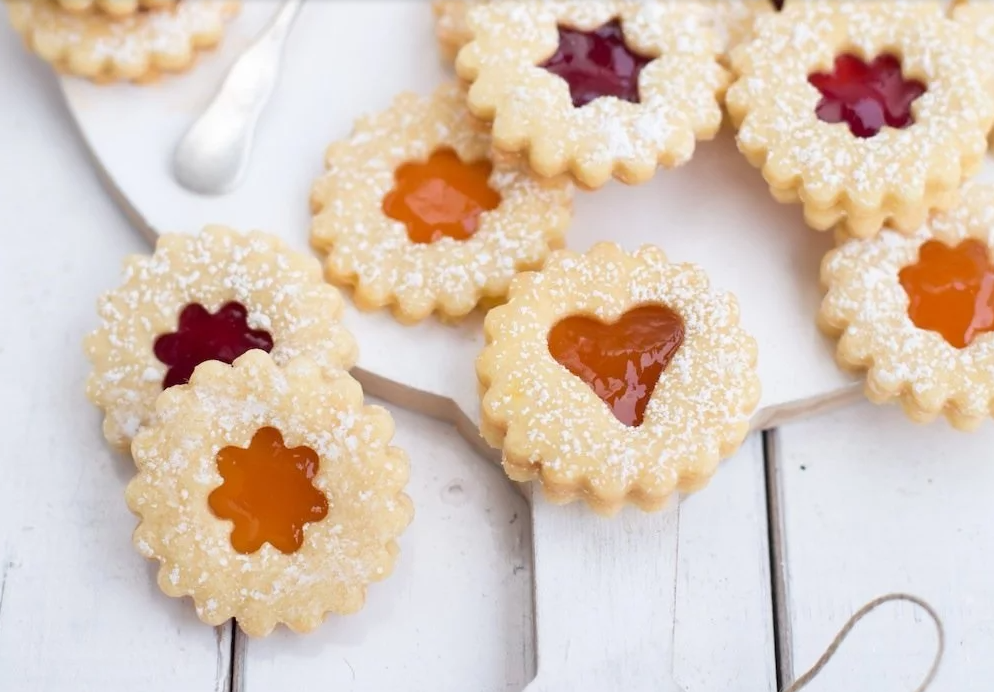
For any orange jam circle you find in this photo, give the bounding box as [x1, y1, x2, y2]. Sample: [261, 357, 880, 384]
[898, 238, 994, 349]
[382, 147, 502, 244]
[547, 304, 685, 427]
[208, 427, 329, 555]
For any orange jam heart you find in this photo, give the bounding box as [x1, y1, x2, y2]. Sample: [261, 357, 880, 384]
[208, 427, 329, 555]
[899, 239, 994, 349]
[540, 18, 651, 108]
[547, 304, 685, 427]
[153, 301, 274, 389]
[808, 53, 926, 139]
[382, 147, 502, 244]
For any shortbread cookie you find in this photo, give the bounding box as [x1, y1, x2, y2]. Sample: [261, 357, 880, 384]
[432, 0, 479, 63]
[725, 1, 994, 239]
[478, 243, 761, 516]
[820, 183, 994, 431]
[127, 351, 413, 637]
[85, 226, 357, 450]
[703, 0, 776, 66]
[5, 0, 238, 83]
[455, 1, 729, 189]
[952, 0, 994, 146]
[54, 0, 174, 18]
[310, 82, 573, 323]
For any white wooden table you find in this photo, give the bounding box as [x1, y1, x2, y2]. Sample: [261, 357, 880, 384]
[0, 20, 991, 692]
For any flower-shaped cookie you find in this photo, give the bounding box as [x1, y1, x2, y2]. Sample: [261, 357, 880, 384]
[953, 0, 994, 146]
[127, 352, 413, 636]
[703, 0, 776, 66]
[455, 1, 729, 189]
[310, 82, 573, 323]
[85, 226, 357, 450]
[54, 0, 174, 17]
[820, 183, 994, 430]
[432, 0, 480, 63]
[5, 0, 237, 83]
[478, 243, 761, 516]
[725, 1, 994, 239]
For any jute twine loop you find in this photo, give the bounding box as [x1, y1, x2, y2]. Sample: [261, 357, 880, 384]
[783, 593, 945, 692]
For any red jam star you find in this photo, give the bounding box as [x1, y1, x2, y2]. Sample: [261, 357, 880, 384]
[808, 53, 926, 138]
[540, 19, 652, 108]
[153, 301, 274, 389]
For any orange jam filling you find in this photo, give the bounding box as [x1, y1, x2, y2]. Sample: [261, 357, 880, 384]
[898, 239, 994, 349]
[547, 304, 685, 427]
[382, 147, 502, 244]
[208, 427, 329, 555]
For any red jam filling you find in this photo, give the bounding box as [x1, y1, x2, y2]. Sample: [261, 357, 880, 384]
[808, 53, 926, 139]
[382, 148, 502, 244]
[547, 304, 685, 427]
[899, 239, 994, 349]
[539, 19, 651, 108]
[153, 301, 274, 389]
[208, 427, 329, 555]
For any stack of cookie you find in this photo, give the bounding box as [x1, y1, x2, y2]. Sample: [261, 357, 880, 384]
[85, 227, 414, 636]
[4, 0, 238, 82]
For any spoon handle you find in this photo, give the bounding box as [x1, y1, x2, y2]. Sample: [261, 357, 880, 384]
[172, 0, 304, 195]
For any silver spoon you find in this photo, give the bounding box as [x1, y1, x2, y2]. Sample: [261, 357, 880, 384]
[172, 0, 303, 195]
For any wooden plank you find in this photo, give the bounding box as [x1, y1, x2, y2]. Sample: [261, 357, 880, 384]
[773, 402, 991, 690]
[525, 434, 776, 692]
[240, 403, 535, 692]
[0, 27, 232, 691]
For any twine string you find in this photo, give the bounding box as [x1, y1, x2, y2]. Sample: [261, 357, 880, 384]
[783, 593, 945, 692]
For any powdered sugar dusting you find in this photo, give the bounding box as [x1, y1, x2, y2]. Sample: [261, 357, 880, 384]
[820, 183, 994, 428]
[5, 0, 236, 80]
[726, 1, 994, 238]
[84, 226, 357, 450]
[478, 243, 760, 514]
[126, 352, 413, 637]
[455, 0, 729, 188]
[310, 82, 574, 323]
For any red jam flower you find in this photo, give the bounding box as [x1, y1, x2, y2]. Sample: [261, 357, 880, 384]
[540, 19, 652, 108]
[153, 302, 274, 389]
[808, 53, 926, 138]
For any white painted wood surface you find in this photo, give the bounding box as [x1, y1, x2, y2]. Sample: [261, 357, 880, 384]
[774, 403, 994, 691]
[527, 435, 776, 692]
[59, 0, 864, 446]
[0, 34, 230, 692]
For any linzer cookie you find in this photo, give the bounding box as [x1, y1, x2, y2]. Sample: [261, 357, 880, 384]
[432, 0, 480, 63]
[310, 82, 573, 323]
[953, 0, 994, 146]
[54, 0, 174, 17]
[477, 243, 761, 516]
[820, 183, 994, 431]
[5, 0, 237, 83]
[84, 226, 357, 450]
[127, 351, 413, 637]
[455, 1, 729, 189]
[725, 1, 994, 239]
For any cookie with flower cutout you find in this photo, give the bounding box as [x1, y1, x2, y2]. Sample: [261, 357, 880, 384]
[952, 0, 994, 147]
[477, 243, 761, 516]
[310, 82, 573, 323]
[5, 0, 238, 83]
[454, 1, 729, 189]
[85, 226, 357, 451]
[725, 1, 994, 239]
[126, 351, 413, 637]
[432, 0, 479, 63]
[54, 0, 174, 18]
[820, 183, 994, 431]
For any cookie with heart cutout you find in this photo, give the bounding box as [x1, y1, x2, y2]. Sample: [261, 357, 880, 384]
[477, 243, 761, 516]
